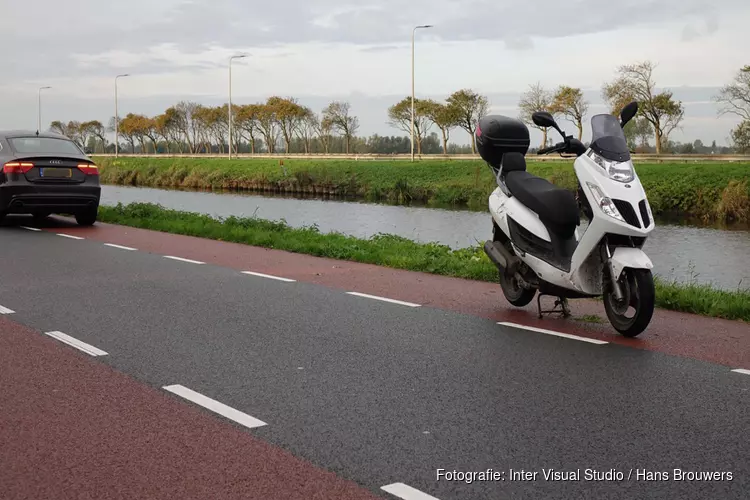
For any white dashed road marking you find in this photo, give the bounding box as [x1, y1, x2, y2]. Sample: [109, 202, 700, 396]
[19, 226, 41, 231]
[57, 233, 84, 240]
[346, 292, 421, 308]
[0, 305, 15, 314]
[163, 385, 267, 429]
[497, 322, 609, 345]
[732, 369, 750, 376]
[242, 271, 296, 282]
[163, 255, 205, 264]
[104, 243, 137, 251]
[381, 483, 441, 500]
[44, 331, 108, 356]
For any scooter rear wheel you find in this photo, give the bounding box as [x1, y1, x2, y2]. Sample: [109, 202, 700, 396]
[603, 268, 655, 337]
[499, 267, 536, 307]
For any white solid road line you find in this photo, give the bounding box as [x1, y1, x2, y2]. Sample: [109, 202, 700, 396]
[381, 483, 441, 500]
[497, 321, 609, 345]
[731, 369, 750, 376]
[346, 292, 421, 308]
[104, 243, 137, 251]
[19, 226, 42, 231]
[163, 385, 267, 429]
[0, 304, 15, 314]
[44, 331, 108, 356]
[242, 271, 296, 282]
[163, 255, 205, 264]
[56, 233, 85, 240]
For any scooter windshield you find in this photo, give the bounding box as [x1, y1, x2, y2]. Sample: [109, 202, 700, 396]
[590, 114, 631, 162]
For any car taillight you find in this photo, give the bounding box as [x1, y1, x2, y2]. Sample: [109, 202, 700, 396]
[77, 164, 98, 175]
[3, 162, 34, 174]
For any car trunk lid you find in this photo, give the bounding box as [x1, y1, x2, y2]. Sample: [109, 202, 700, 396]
[8, 156, 96, 184]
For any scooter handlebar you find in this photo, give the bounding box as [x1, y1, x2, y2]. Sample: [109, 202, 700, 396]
[537, 141, 566, 155]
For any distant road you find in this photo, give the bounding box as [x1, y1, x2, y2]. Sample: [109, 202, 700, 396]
[1, 215, 748, 500]
[91, 153, 750, 162]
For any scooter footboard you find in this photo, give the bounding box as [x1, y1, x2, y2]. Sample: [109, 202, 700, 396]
[609, 247, 653, 280]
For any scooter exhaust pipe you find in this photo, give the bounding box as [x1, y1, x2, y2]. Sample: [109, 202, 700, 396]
[483, 240, 515, 271]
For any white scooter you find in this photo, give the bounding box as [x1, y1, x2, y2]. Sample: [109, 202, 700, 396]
[477, 101, 656, 337]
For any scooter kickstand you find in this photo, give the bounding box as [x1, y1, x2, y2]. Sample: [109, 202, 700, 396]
[536, 293, 545, 319]
[559, 298, 571, 318]
[536, 294, 572, 319]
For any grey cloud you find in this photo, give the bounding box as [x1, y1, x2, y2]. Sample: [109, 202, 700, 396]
[0, 0, 745, 81]
[682, 25, 701, 41]
[705, 14, 719, 35]
[681, 11, 720, 41]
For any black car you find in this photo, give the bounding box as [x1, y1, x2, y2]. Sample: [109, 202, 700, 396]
[0, 131, 101, 225]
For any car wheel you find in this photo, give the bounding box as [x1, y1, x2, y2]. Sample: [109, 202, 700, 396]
[33, 211, 52, 221]
[75, 206, 98, 226]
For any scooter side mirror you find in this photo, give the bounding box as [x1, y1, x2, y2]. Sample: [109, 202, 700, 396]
[620, 101, 638, 128]
[532, 111, 556, 129]
[532, 111, 565, 138]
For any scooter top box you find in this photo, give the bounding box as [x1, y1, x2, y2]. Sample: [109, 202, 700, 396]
[476, 115, 531, 171]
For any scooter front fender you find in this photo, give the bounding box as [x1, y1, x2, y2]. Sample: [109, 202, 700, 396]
[609, 247, 653, 280]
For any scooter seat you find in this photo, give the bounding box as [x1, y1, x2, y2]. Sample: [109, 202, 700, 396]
[505, 170, 580, 238]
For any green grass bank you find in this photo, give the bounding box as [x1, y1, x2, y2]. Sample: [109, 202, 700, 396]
[97, 202, 750, 323]
[94, 157, 750, 223]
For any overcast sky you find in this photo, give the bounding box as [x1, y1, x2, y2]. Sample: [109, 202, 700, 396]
[0, 0, 747, 146]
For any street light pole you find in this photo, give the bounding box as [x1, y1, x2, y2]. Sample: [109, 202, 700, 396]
[114, 74, 130, 157]
[228, 54, 247, 159]
[411, 25, 433, 162]
[38, 86, 51, 133]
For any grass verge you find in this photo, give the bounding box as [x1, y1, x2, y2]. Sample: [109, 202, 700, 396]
[94, 157, 750, 223]
[97, 202, 750, 323]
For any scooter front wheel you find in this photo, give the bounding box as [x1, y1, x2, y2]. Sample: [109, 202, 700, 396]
[603, 268, 655, 337]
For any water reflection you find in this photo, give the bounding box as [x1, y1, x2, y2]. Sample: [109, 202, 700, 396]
[100, 185, 750, 291]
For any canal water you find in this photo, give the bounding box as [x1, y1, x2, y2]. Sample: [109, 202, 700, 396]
[100, 185, 750, 291]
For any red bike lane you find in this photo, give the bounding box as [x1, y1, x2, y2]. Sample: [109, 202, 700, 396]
[0, 315, 383, 500]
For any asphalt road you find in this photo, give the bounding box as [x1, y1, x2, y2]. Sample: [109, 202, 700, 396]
[1, 221, 748, 499]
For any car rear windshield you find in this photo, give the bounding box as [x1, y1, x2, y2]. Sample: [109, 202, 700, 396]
[7, 137, 83, 155]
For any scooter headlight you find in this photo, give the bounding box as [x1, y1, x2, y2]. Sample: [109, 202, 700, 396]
[586, 182, 625, 222]
[586, 150, 635, 183]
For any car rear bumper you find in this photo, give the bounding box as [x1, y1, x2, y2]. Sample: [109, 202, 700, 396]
[0, 184, 101, 213]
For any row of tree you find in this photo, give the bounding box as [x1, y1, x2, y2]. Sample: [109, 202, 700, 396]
[48, 61, 750, 155]
[516, 61, 750, 154]
[52, 99, 361, 155]
[516, 61, 686, 154]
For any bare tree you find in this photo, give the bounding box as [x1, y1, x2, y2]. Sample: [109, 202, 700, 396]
[323, 101, 359, 154]
[173, 101, 200, 153]
[297, 107, 318, 153]
[313, 113, 334, 153]
[713, 65, 750, 121]
[518, 83, 554, 148]
[602, 61, 684, 154]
